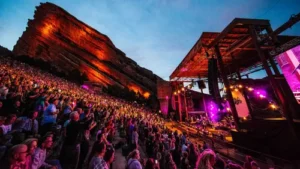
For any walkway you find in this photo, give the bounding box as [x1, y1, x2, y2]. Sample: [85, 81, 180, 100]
[112, 132, 147, 169]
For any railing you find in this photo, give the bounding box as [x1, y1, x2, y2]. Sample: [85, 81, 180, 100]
[170, 122, 297, 169]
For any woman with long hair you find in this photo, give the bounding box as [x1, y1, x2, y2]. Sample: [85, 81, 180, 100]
[165, 152, 177, 169]
[197, 149, 216, 169]
[23, 138, 38, 169]
[127, 149, 142, 169]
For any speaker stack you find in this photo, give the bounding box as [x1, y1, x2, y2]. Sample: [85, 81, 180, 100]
[208, 58, 221, 101]
[197, 80, 206, 89]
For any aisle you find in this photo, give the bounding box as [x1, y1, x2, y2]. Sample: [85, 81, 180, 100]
[112, 133, 127, 169]
[112, 132, 147, 169]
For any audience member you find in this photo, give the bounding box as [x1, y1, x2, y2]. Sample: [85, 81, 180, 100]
[197, 149, 216, 169]
[127, 149, 142, 169]
[88, 142, 107, 169]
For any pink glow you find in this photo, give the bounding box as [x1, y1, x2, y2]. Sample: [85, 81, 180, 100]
[276, 45, 300, 103]
[207, 101, 218, 122]
[82, 85, 89, 90]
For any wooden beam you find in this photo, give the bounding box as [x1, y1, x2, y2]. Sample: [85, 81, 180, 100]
[208, 18, 270, 48]
[208, 19, 239, 48]
[233, 18, 270, 26]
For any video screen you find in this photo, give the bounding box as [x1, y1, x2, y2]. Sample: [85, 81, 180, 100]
[276, 45, 300, 103]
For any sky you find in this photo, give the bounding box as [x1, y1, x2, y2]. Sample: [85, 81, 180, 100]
[0, 0, 300, 81]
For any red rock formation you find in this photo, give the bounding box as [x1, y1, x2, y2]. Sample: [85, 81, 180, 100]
[13, 2, 160, 97]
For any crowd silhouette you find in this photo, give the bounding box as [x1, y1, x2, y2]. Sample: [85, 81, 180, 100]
[0, 56, 259, 169]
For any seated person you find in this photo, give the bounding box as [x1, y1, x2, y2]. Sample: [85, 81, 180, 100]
[6, 144, 29, 169]
[0, 114, 17, 136]
[15, 111, 39, 137]
[32, 135, 61, 169]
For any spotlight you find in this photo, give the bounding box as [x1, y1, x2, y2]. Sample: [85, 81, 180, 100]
[259, 94, 265, 99]
[234, 88, 239, 92]
[270, 104, 277, 109]
[248, 87, 254, 91]
[238, 85, 243, 88]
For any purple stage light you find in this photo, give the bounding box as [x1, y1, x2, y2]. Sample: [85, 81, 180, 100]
[82, 85, 89, 90]
[207, 101, 218, 122]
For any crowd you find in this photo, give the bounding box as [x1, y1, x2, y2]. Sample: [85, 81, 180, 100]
[0, 56, 260, 169]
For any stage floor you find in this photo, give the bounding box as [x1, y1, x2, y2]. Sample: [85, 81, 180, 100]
[165, 122, 233, 142]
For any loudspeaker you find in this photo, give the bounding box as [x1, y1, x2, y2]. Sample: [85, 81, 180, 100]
[208, 58, 221, 101]
[197, 80, 206, 89]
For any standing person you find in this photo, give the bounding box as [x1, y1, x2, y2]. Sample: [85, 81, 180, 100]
[145, 158, 160, 169]
[127, 149, 142, 169]
[40, 99, 59, 136]
[60, 112, 83, 169]
[181, 152, 189, 169]
[165, 152, 176, 169]
[172, 144, 181, 167]
[103, 147, 115, 169]
[31, 135, 60, 169]
[78, 109, 96, 169]
[196, 149, 216, 169]
[188, 143, 198, 169]
[131, 127, 139, 150]
[88, 142, 107, 169]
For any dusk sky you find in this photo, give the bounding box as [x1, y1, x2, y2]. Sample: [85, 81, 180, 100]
[0, 0, 300, 80]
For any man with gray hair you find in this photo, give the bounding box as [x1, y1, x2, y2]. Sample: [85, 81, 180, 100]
[60, 111, 85, 169]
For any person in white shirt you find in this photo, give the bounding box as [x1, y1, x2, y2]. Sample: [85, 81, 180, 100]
[0, 114, 16, 135]
[32, 135, 60, 169]
[0, 83, 9, 100]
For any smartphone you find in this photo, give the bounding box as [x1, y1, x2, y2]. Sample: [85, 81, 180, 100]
[155, 160, 158, 164]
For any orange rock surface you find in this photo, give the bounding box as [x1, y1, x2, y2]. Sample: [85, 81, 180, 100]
[13, 2, 160, 97]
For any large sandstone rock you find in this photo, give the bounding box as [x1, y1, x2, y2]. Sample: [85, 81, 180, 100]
[13, 2, 161, 97]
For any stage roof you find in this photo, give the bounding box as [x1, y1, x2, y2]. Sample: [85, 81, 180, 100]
[170, 18, 299, 81]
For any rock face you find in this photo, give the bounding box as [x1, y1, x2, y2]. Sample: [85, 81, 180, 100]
[13, 2, 160, 97]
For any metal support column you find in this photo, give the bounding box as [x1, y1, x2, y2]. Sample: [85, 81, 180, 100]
[215, 45, 240, 130]
[183, 89, 188, 121]
[249, 25, 299, 140]
[265, 26, 281, 76]
[178, 93, 182, 122]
